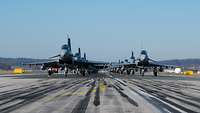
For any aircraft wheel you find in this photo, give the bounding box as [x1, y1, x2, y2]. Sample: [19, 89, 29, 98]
[153, 67, 158, 76]
[132, 70, 135, 75]
[153, 71, 158, 76]
[82, 70, 86, 76]
[64, 68, 68, 77]
[142, 72, 144, 76]
[48, 71, 52, 77]
[65, 71, 68, 77]
[140, 69, 144, 76]
[127, 70, 130, 75]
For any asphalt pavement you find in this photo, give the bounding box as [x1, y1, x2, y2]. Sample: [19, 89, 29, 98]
[0, 72, 200, 113]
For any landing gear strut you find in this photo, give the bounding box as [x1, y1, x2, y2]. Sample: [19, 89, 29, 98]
[127, 70, 130, 75]
[153, 67, 158, 76]
[48, 71, 52, 77]
[140, 68, 144, 76]
[80, 69, 86, 76]
[48, 68, 53, 77]
[64, 67, 68, 77]
[131, 69, 135, 75]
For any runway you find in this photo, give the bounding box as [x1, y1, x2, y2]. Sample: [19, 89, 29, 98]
[0, 73, 200, 113]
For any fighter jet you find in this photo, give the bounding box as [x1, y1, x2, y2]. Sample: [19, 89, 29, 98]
[25, 36, 108, 77]
[136, 50, 175, 76]
[110, 50, 175, 76]
[110, 51, 137, 75]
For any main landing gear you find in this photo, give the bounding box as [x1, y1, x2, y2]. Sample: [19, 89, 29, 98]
[64, 67, 68, 77]
[48, 69, 53, 77]
[140, 68, 145, 76]
[80, 69, 86, 76]
[153, 67, 158, 76]
[47, 68, 59, 77]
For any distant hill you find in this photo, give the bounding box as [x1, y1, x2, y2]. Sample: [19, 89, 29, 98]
[0, 63, 11, 70]
[158, 59, 200, 70]
[0, 58, 47, 69]
[0, 58, 47, 66]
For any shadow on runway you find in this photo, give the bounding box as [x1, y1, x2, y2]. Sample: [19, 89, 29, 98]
[1, 72, 200, 81]
[110, 73, 200, 81]
[0, 73, 107, 79]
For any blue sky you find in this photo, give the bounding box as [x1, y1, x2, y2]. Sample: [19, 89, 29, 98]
[0, 0, 200, 61]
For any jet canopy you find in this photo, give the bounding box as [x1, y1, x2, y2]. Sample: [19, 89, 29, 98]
[141, 50, 147, 55]
[61, 44, 69, 50]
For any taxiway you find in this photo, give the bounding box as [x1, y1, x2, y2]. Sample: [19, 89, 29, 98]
[0, 73, 200, 113]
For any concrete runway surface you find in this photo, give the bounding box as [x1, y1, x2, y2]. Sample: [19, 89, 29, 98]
[0, 73, 200, 113]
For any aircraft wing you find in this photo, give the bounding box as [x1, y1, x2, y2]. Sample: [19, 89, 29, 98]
[23, 59, 61, 69]
[74, 60, 109, 69]
[23, 59, 58, 65]
[147, 60, 176, 69]
[115, 63, 137, 68]
[109, 63, 137, 70]
[122, 63, 137, 68]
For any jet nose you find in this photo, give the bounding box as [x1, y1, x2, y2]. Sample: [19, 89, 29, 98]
[140, 54, 146, 61]
[61, 50, 68, 58]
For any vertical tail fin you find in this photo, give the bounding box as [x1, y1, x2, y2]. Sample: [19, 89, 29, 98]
[84, 53, 86, 60]
[78, 48, 81, 59]
[67, 34, 71, 52]
[131, 51, 134, 58]
[130, 51, 135, 63]
[78, 48, 81, 56]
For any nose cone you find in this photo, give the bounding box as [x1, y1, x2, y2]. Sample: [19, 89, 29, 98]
[60, 44, 71, 58]
[60, 49, 68, 58]
[140, 50, 148, 61]
[140, 54, 146, 61]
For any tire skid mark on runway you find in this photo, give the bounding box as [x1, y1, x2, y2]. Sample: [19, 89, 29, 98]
[13, 79, 93, 113]
[102, 79, 115, 105]
[0, 82, 75, 112]
[113, 85, 139, 107]
[0, 80, 67, 101]
[42, 80, 89, 103]
[189, 87, 200, 92]
[126, 84, 186, 113]
[0, 84, 12, 89]
[111, 93, 124, 113]
[111, 78, 139, 107]
[127, 80, 200, 113]
[130, 79, 200, 104]
[103, 80, 124, 113]
[71, 79, 96, 113]
[0, 79, 87, 113]
[93, 79, 100, 106]
[0, 80, 59, 96]
[128, 79, 200, 105]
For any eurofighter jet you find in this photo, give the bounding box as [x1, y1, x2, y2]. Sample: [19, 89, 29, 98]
[111, 50, 175, 76]
[25, 36, 108, 77]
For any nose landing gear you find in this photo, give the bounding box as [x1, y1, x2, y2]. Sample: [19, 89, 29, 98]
[64, 67, 68, 77]
[153, 67, 158, 76]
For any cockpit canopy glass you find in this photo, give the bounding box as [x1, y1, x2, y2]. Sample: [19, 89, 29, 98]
[141, 50, 147, 55]
[61, 44, 69, 50]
